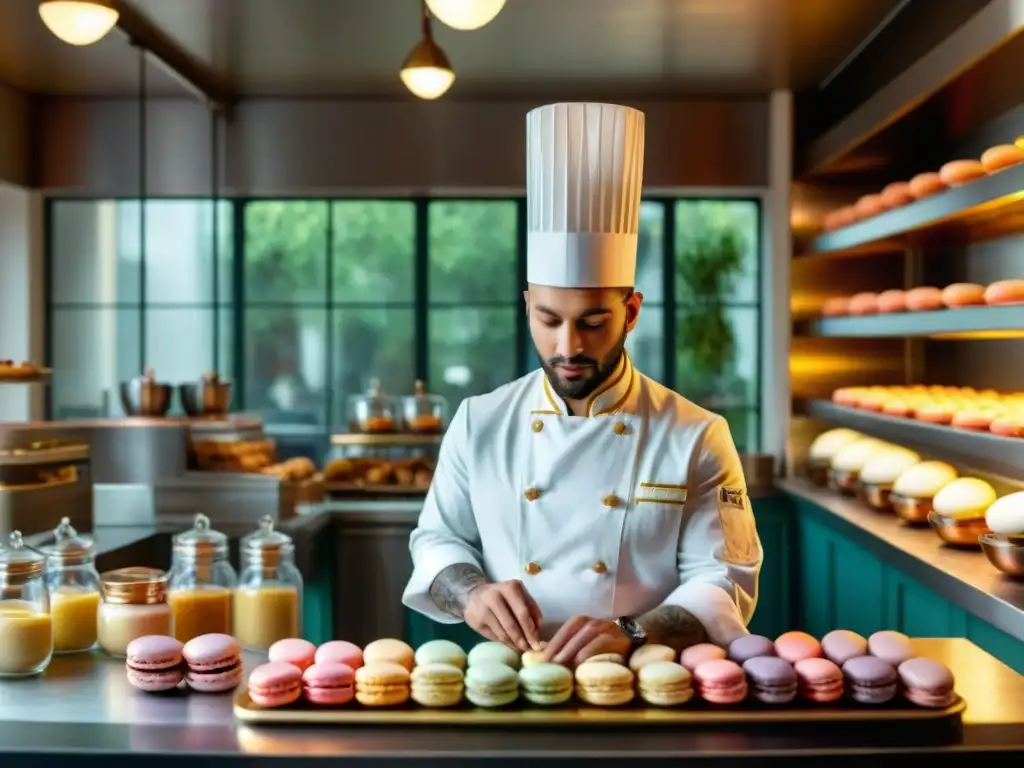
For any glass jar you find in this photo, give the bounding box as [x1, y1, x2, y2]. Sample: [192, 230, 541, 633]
[347, 378, 397, 434]
[38, 517, 101, 654]
[98, 567, 171, 657]
[167, 513, 238, 642]
[401, 379, 448, 434]
[233, 515, 303, 652]
[0, 531, 53, 677]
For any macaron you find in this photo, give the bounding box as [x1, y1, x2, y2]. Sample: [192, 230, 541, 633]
[269, 638, 317, 672]
[467, 641, 521, 670]
[355, 661, 411, 706]
[774, 631, 822, 663]
[465, 661, 519, 708]
[414, 639, 468, 670]
[898, 657, 956, 708]
[627, 643, 675, 672]
[679, 642, 727, 672]
[574, 660, 635, 706]
[315, 640, 364, 670]
[728, 634, 775, 664]
[521, 641, 548, 668]
[842, 655, 897, 704]
[410, 662, 465, 708]
[694, 659, 747, 704]
[580, 652, 626, 666]
[518, 662, 574, 706]
[821, 630, 868, 666]
[363, 638, 415, 671]
[126, 635, 184, 693]
[742, 656, 797, 704]
[182, 633, 243, 693]
[794, 657, 844, 703]
[637, 661, 694, 707]
[248, 661, 303, 708]
[867, 630, 914, 665]
[302, 661, 356, 706]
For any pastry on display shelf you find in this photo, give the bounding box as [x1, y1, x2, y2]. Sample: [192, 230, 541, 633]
[857, 447, 921, 510]
[259, 456, 317, 482]
[941, 283, 987, 308]
[0, 360, 40, 380]
[323, 456, 434, 489]
[938, 159, 987, 187]
[983, 278, 1024, 305]
[817, 278, 1022, 316]
[889, 461, 959, 524]
[829, 438, 890, 494]
[877, 289, 907, 313]
[980, 144, 1024, 172]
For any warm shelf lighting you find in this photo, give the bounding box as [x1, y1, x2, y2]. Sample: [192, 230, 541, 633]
[401, 2, 455, 100]
[425, 0, 505, 30]
[38, 0, 119, 46]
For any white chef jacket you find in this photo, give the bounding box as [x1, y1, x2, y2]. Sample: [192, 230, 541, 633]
[402, 352, 762, 647]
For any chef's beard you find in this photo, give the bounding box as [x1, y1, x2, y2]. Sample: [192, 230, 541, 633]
[537, 326, 627, 402]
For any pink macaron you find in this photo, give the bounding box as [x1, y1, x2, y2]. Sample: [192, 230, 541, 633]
[898, 657, 957, 708]
[679, 643, 727, 672]
[775, 631, 822, 663]
[795, 657, 844, 703]
[315, 640, 364, 670]
[182, 633, 243, 693]
[269, 638, 317, 671]
[694, 659, 748, 704]
[126, 635, 184, 693]
[249, 661, 303, 708]
[302, 661, 356, 706]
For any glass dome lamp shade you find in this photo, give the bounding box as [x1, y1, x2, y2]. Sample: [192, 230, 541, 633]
[39, 0, 119, 46]
[425, 0, 506, 30]
[400, 38, 455, 100]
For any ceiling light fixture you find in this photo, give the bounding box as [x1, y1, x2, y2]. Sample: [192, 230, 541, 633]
[425, 0, 505, 31]
[400, 0, 455, 100]
[38, 0, 119, 46]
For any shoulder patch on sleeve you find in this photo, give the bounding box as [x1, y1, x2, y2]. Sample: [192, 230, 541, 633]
[716, 486, 760, 565]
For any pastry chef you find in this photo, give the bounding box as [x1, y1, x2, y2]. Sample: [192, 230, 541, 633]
[402, 102, 762, 666]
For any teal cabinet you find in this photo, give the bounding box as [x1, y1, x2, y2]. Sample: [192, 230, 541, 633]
[748, 495, 794, 638]
[302, 531, 336, 646]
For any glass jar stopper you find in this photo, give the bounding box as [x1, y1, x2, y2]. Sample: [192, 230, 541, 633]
[173, 513, 228, 559]
[243, 515, 294, 556]
[39, 517, 94, 565]
[0, 530, 45, 578]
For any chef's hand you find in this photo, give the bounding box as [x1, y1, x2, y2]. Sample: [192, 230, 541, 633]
[464, 580, 544, 652]
[544, 616, 632, 667]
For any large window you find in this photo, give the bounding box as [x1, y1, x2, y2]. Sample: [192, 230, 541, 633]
[46, 196, 761, 451]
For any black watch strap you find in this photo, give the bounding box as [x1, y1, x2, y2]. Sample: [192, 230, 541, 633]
[615, 616, 648, 648]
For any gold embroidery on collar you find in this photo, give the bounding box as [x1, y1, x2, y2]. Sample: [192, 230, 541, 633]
[542, 377, 563, 414]
[586, 357, 627, 417]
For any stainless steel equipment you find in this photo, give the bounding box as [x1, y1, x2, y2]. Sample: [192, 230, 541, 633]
[179, 373, 233, 416]
[0, 440, 92, 537]
[120, 369, 172, 417]
[979, 534, 1024, 578]
[154, 471, 323, 525]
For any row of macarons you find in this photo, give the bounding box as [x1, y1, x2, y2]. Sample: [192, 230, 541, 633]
[820, 141, 1024, 231]
[819, 280, 1023, 318]
[126, 633, 243, 693]
[808, 428, 1024, 539]
[831, 385, 1023, 435]
[241, 629, 955, 710]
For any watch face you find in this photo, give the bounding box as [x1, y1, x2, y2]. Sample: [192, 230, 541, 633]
[617, 616, 644, 642]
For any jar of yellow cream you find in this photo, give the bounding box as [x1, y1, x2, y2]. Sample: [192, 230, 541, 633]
[234, 516, 303, 651]
[0, 530, 54, 677]
[38, 517, 101, 654]
[98, 567, 171, 657]
[167, 514, 237, 643]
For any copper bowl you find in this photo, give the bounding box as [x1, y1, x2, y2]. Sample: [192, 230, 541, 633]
[979, 534, 1024, 578]
[890, 492, 933, 525]
[858, 481, 894, 511]
[828, 468, 859, 496]
[928, 511, 989, 548]
[805, 458, 831, 488]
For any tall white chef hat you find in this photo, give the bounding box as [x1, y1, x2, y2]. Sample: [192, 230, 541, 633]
[526, 102, 645, 288]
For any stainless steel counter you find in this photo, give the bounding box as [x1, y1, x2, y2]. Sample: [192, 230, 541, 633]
[777, 478, 1024, 643]
[0, 639, 1020, 762]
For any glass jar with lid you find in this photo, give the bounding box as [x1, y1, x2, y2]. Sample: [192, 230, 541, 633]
[167, 513, 238, 643]
[347, 378, 397, 434]
[38, 517, 101, 654]
[233, 515, 303, 651]
[0, 531, 53, 677]
[401, 379, 448, 434]
[98, 567, 171, 657]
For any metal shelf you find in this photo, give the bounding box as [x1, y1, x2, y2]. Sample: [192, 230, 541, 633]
[330, 433, 443, 447]
[797, 305, 1024, 338]
[804, 162, 1024, 257]
[800, 399, 1024, 483]
[0, 444, 89, 467]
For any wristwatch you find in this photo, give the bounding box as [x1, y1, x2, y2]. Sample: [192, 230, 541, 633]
[614, 616, 648, 649]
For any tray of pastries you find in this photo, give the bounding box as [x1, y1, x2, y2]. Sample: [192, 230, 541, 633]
[231, 631, 964, 731]
[0, 360, 48, 381]
[323, 457, 434, 495]
[190, 438, 278, 473]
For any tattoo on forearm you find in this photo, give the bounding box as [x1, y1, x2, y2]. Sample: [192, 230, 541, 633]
[428, 563, 489, 618]
[637, 605, 709, 652]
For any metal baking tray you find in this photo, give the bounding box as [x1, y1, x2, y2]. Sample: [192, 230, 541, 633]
[234, 689, 964, 727]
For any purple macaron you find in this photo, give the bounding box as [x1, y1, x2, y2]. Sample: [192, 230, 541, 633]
[182, 633, 243, 693]
[821, 630, 868, 666]
[126, 635, 184, 693]
[898, 657, 956, 708]
[867, 631, 914, 666]
[842, 655, 897, 704]
[742, 656, 797, 704]
[728, 634, 775, 664]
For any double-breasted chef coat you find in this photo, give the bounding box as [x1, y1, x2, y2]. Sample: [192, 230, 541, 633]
[402, 352, 763, 647]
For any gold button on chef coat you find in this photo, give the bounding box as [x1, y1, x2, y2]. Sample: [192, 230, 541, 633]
[613, 422, 628, 435]
[531, 419, 543, 433]
[602, 495, 620, 508]
[592, 561, 608, 574]
[525, 561, 542, 575]
[524, 487, 541, 502]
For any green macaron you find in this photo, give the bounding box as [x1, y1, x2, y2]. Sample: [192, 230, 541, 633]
[465, 661, 519, 707]
[467, 641, 521, 670]
[414, 639, 468, 670]
[518, 662, 574, 706]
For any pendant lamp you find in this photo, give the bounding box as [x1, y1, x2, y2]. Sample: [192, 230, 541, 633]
[400, 0, 455, 100]
[425, 0, 505, 31]
[38, 0, 119, 46]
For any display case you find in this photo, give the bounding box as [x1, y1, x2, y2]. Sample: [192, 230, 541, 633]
[323, 433, 439, 497]
[0, 437, 91, 538]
